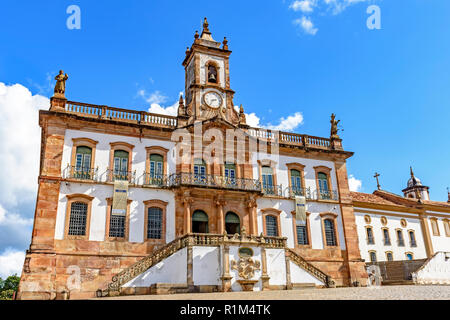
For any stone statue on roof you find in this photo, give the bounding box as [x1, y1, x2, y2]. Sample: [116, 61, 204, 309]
[54, 70, 68, 98]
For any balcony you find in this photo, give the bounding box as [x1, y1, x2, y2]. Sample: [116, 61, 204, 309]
[262, 185, 283, 197]
[410, 240, 417, 248]
[144, 173, 169, 188]
[169, 173, 261, 192]
[65, 166, 98, 181]
[398, 239, 405, 247]
[107, 169, 136, 184]
[314, 189, 339, 201]
[288, 187, 312, 199]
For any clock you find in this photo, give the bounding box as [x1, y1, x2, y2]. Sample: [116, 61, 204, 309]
[203, 91, 223, 109]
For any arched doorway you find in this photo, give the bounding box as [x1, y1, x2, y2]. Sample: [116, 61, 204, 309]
[192, 210, 209, 233]
[225, 212, 240, 235]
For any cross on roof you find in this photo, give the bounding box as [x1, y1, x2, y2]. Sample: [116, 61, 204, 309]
[374, 172, 381, 190]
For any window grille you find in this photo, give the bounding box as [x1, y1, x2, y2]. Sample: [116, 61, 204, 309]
[296, 225, 309, 245]
[265, 215, 278, 237]
[147, 207, 163, 239]
[324, 219, 337, 246]
[370, 251, 377, 262]
[109, 214, 125, 238]
[68, 202, 88, 236]
[366, 227, 374, 244]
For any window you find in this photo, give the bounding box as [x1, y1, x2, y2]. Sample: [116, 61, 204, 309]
[74, 146, 92, 179]
[192, 210, 209, 233]
[147, 207, 163, 239]
[208, 65, 218, 83]
[409, 231, 417, 247]
[406, 253, 413, 260]
[225, 212, 240, 235]
[262, 166, 274, 194]
[444, 219, 450, 237]
[109, 214, 126, 238]
[290, 169, 303, 196]
[113, 150, 129, 181]
[194, 159, 207, 184]
[265, 215, 278, 237]
[68, 202, 88, 236]
[383, 228, 391, 245]
[386, 252, 394, 261]
[224, 163, 236, 186]
[297, 225, 309, 245]
[366, 227, 375, 244]
[369, 251, 377, 263]
[397, 229, 405, 246]
[318, 172, 330, 199]
[430, 218, 440, 236]
[324, 218, 337, 246]
[145, 146, 168, 186]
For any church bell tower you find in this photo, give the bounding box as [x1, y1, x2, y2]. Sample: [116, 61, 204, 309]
[181, 18, 240, 126]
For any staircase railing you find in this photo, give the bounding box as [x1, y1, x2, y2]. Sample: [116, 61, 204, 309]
[286, 248, 335, 288]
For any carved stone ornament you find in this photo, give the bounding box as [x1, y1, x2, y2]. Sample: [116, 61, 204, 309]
[231, 257, 261, 280]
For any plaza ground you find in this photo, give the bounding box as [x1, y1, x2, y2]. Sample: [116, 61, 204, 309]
[96, 285, 450, 300]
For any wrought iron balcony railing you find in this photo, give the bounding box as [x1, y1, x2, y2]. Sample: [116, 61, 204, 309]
[262, 185, 283, 197]
[410, 240, 417, 248]
[169, 173, 261, 192]
[65, 165, 98, 181]
[384, 239, 391, 246]
[143, 173, 169, 187]
[314, 189, 339, 201]
[398, 239, 405, 247]
[367, 237, 375, 245]
[107, 169, 136, 184]
[288, 187, 312, 199]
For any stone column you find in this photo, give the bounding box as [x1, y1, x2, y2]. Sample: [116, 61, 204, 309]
[216, 199, 225, 235]
[334, 160, 368, 286]
[187, 244, 195, 292]
[220, 246, 232, 292]
[183, 196, 193, 235]
[419, 213, 434, 258]
[285, 252, 292, 290]
[247, 197, 258, 235]
[260, 248, 270, 291]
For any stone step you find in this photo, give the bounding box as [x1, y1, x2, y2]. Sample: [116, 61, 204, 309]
[291, 283, 317, 290]
[382, 280, 415, 286]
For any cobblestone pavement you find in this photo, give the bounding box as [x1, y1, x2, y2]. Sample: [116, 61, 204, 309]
[98, 285, 450, 300]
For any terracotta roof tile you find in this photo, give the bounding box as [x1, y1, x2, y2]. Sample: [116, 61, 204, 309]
[350, 192, 400, 206]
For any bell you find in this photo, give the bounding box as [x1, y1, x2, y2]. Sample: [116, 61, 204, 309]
[209, 73, 216, 81]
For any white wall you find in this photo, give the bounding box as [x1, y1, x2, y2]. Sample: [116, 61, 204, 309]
[123, 247, 187, 287]
[425, 212, 450, 253]
[55, 183, 176, 243]
[266, 249, 286, 287]
[193, 246, 221, 286]
[289, 261, 324, 286]
[354, 209, 427, 262]
[413, 252, 450, 285]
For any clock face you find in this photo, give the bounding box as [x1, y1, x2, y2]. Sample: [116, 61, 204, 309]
[203, 91, 223, 109]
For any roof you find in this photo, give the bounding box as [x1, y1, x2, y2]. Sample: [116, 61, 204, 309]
[350, 192, 402, 206]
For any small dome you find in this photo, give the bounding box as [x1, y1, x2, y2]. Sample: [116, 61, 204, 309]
[407, 176, 422, 188]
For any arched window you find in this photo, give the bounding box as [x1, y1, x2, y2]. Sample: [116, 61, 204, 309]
[75, 146, 92, 179]
[68, 202, 88, 236]
[386, 252, 393, 261]
[369, 251, 377, 263]
[318, 172, 330, 199]
[430, 218, 440, 236]
[113, 150, 129, 181]
[297, 224, 309, 245]
[290, 169, 303, 195]
[194, 159, 207, 184]
[397, 229, 405, 246]
[149, 154, 164, 178]
[409, 231, 417, 247]
[265, 215, 278, 237]
[262, 166, 274, 194]
[406, 253, 413, 260]
[225, 212, 240, 235]
[147, 207, 163, 239]
[208, 65, 218, 83]
[192, 210, 209, 233]
[109, 211, 126, 238]
[324, 219, 337, 246]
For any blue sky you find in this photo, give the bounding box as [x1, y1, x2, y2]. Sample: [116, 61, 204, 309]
[0, 0, 449, 276]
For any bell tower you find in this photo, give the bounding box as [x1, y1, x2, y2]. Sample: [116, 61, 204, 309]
[182, 18, 240, 125]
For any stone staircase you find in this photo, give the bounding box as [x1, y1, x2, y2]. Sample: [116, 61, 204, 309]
[100, 233, 334, 297]
[366, 259, 427, 285]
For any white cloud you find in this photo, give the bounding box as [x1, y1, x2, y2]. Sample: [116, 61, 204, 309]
[146, 92, 183, 116]
[267, 112, 304, 131]
[0, 248, 25, 278]
[324, 0, 369, 15]
[138, 89, 168, 105]
[348, 174, 362, 192]
[0, 83, 48, 206]
[289, 0, 316, 13]
[293, 17, 318, 35]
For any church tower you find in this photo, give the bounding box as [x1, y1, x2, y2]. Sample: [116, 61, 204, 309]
[181, 18, 240, 126]
[402, 167, 430, 201]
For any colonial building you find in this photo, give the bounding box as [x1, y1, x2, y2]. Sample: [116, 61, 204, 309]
[17, 19, 369, 299]
[352, 169, 450, 264]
